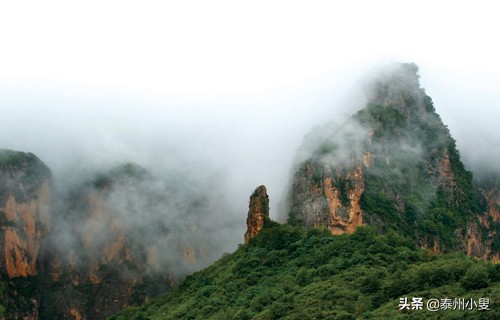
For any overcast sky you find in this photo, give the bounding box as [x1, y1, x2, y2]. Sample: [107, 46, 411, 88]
[1, 1, 499, 220]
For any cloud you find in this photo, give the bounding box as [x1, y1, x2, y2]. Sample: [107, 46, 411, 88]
[0, 1, 499, 276]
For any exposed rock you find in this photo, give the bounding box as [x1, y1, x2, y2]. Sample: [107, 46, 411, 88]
[41, 171, 172, 320]
[465, 223, 484, 257]
[287, 63, 499, 261]
[244, 186, 270, 243]
[473, 183, 500, 261]
[0, 150, 51, 320]
[69, 308, 82, 320]
[39, 162, 221, 319]
[483, 185, 500, 223]
[0, 165, 50, 278]
[437, 150, 456, 192]
[362, 151, 373, 168]
[324, 164, 365, 235]
[289, 155, 365, 235]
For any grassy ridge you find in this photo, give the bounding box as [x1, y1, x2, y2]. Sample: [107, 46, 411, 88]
[109, 224, 499, 319]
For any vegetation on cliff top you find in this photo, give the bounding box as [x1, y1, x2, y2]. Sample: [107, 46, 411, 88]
[109, 224, 499, 319]
[0, 149, 51, 202]
[92, 162, 150, 189]
[0, 149, 50, 176]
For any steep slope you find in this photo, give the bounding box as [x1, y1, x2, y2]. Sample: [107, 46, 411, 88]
[474, 175, 500, 260]
[288, 63, 499, 259]
[0, 149, 51, 319]
[110, 222, 500, 319]
[40, 163, 226, 319]
[40, 164, 170, 319]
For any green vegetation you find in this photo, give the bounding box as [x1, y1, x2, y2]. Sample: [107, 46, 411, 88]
[0, 149, 51, 202]
[0, 280, 5, 317]
[334, 179, 353, 207]
[109, 224, 499, 319]
[0, 149, 50, 177]
[0, 276, 40, 318]
[93, 163, 149, 189]
[0, 149, 32, 166]
[353, 102, 480, 250]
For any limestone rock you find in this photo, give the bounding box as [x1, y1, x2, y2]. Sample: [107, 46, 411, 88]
[244, 186, 270, 244]
[0, 149, 51, 319]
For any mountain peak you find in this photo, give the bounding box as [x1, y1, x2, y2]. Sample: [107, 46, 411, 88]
[366, 62, 431, 116]
[288, 64, 499, 261]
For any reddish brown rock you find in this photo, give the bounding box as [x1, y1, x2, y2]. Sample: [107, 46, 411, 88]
[1, 179, 50, 278]
[289, 158, 365, 236]
[0, 150, 51, 319]
[324, 164, 365, 235]
[244, 186, 270, 244]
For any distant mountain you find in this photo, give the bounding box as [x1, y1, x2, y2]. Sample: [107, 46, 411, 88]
[0, 154, 235, 319]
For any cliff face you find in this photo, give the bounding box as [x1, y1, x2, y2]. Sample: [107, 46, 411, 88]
[1, 158, 220, 319]
[471, 180, 500, 262]
[41, 164, 178, 320]
[41, 190, 160, 320]
[2, 192, 48, 278]
[288, 63, 499, 260]
[0, 150, 51, 320]
[244, 186, 270, 243]
[288, 160, 365, 235]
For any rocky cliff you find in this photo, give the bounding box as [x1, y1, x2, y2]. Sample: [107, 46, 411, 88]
[288, 63, 500, 260]
[472, 177, 500, 262]
[0, 158, 223, 319]
[40, 163, 206, 320]
[0, 150, 51, 319]
[244, 186, 270, 243]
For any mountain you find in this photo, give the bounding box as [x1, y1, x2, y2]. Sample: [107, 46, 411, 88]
[0, 156, 234, 319]
[0, 150, 51, 319]
[2, 63, 499, 319]
[40, 164, 176, 319]
[109, 63, 500, 319]
[288, 63, 499, 260]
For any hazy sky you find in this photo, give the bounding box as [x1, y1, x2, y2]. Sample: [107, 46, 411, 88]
[1, 1, 499, 220]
